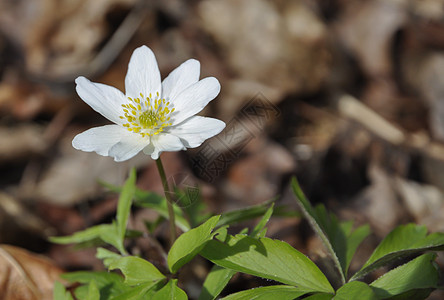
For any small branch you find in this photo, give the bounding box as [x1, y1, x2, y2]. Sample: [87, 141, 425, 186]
[338, 94, 444, 161]
[30, 0, 151, 83]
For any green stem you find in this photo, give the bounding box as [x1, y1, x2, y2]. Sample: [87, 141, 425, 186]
[155, 157, 176, 247]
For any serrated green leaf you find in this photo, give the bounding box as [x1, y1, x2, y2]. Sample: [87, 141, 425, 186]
[96, 247, 121, 268]
[109, 256, 165, 286]
[53, 281, 74, 300]
[62, 271, 130, 299]
[220, 285, 308, 300]
[168, 215, 220, 273]
[198, 265, 236, 300]
[351, 224, 444, 280]
[116, 168, 136, 243]
[213, 225, 228, 242]
[370, 253, 438, 299]
[201, 234, 334, 294]
[86, 280, 100, 300]
[364, 224, 427, 267]
[198, 208, 274, 300]
[333, 281, 378, 300]
[291, 178, 346, 285]
[152, 279, 188, 300]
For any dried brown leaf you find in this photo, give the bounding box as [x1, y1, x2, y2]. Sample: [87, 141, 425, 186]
[0, 244, 63, 300]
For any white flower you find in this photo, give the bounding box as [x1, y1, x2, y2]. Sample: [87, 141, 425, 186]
[72, 46, 225, 161]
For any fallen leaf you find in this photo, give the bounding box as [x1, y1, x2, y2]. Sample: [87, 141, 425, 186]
[0, 244, 64, 300]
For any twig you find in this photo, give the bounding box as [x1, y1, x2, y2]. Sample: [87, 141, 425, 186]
[31, 0, 151, 83]
[338, 94, 444, 161]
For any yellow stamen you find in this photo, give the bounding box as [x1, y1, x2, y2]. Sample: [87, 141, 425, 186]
[119, 93, 175, 137]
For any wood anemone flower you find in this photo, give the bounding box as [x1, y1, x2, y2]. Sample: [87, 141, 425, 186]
[72, 45, 225, 161]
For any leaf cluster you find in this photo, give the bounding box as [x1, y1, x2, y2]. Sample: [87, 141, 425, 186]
[52, 173, 444, 300]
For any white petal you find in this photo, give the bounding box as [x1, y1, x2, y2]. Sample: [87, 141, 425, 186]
[170, 77, 221, 124]
[108, 133, 150, 162]
[168, 116, 225, 148]
[75, 77, 126, 125]
[143, 143, 155, 156]
[125, 46, 161, 101]
[72, 125, 129, 156]
[73, 125, 149, 161]
[150, 134, 185, 160]
[162, 59, 200, 102]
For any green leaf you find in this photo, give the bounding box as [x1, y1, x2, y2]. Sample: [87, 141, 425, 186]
[116, 168, 136, 243]
[303, 294, 334, 300]
[198, 207, 274, 300]
[291, 181, 371, 280]
[201, 234, 334, 294]
[213, 225, 229, 242]
[51, 170, 137, 255]
[49, 223, 124, 254]
[110, 282, 160, 300]
[62, 271, 130, 299]
[109, 256, 165, 286]
[333, 281, 378, 300]
[217, 200, 276, 228]
[291, 178, 345, 285]
[142, 281, 168, 299]
[86, 280, 100, 300]
[351, 224, 444, 280]
[291, 178, 371, 281]
[152, 279, 188, 300]
[343, 224, 370, 277]
[370, 253, 438, 299]
[383, 288, 434, 300]
[168, 215, 220, 273]
[99, 223, 126, 255]
[53, 281, 74, 300]
[239, 227, 249, 235]
[198, 265, 236, 300]
[49, 224, 110, 245]
[96, 247, 121, 268]
[363, 224, 427, 267]
[220, 285, 308, 300]
[103, 181, 192, 232]
[250, 204, 274, 237]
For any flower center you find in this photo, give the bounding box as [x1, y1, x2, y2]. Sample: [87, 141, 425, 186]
[139, 110, 158, 128]
[119, 92, 175, 137]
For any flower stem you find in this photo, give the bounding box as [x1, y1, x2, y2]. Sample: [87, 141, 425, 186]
[155, 157, 176, 247]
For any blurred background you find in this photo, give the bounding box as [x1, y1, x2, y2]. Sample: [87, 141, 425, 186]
[2, 0, 444, 298]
